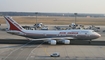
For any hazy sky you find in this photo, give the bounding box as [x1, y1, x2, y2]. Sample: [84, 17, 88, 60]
[0, 0, 105, 13]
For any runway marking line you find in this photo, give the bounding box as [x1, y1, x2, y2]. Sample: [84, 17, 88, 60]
[26, 41, 45, 60]
[14, 43, 41, 60]
[44, 48, 49, 56]
[3, 40, 33, 60]
[0, 45, 16, 55]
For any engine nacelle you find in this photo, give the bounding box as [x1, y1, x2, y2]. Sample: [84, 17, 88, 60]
[62, 40, 70, 44]
[48, 40, 56, 45]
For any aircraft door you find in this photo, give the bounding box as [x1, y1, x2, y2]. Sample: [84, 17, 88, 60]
[85, 32, 90, 38]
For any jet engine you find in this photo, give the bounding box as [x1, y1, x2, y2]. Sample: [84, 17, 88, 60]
[62, 40, 70, 44]
[48, 40, 57, 45]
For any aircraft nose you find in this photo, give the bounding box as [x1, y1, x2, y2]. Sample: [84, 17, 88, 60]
[98, 34, 101, 37]
[96, 33, 101, 38]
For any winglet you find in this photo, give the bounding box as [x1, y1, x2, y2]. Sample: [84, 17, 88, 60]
[4, 16, 24, 31]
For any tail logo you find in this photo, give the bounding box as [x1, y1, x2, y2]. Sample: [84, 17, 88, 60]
[4, 16, 23, 31]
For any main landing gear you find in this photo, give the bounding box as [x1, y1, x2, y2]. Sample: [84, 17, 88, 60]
[89, 40, 92, 44]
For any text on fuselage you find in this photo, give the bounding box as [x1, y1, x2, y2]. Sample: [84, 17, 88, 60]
[59, 32, 78, 34]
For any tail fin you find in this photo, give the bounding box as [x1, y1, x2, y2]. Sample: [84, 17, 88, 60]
[4, 16, 24, 31]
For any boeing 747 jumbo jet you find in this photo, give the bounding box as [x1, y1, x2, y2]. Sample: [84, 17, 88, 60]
[4, 16, 101, 45]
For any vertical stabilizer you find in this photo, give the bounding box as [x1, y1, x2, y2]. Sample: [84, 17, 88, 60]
[4, 16, 24, 31]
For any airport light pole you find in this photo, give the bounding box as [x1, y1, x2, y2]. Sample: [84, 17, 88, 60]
[74, 13, 77, 24]
[35, 12, 38, 30]
[35, 12, 38, 24]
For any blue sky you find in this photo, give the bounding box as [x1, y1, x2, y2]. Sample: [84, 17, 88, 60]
[0, 0, 105, 13]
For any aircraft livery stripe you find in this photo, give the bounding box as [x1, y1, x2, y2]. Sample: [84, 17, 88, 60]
[5, 17, 21, 31]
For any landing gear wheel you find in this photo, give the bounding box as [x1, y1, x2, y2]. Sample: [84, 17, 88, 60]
[89, 40, 92, 44]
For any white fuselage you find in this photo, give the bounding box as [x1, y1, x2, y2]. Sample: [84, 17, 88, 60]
[8, 29, 101, 40]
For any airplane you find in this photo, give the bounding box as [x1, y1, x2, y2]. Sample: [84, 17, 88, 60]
[4, 16, 101, 45]
[34, 23, 43, 28]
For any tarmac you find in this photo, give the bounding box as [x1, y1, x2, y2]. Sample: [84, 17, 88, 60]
[0, 25, 105, 60]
